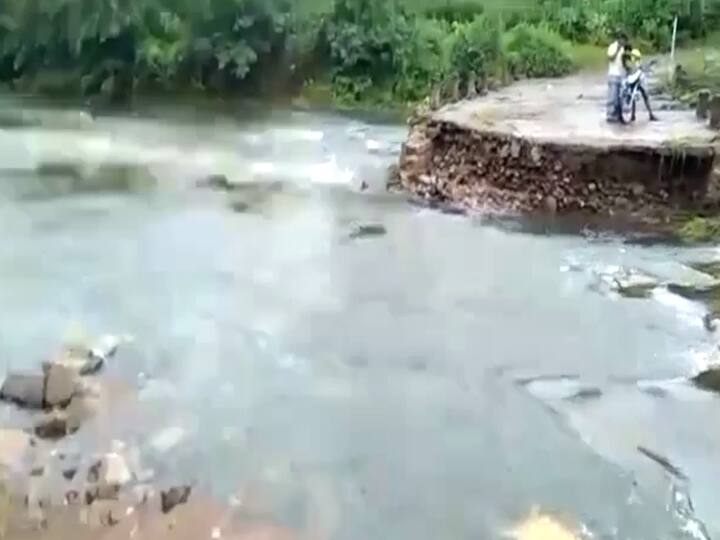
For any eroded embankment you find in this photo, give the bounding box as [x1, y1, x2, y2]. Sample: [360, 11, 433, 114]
[397, 119, 717, 215]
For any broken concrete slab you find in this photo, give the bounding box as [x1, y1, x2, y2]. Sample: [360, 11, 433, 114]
[0, 372, 45, 408]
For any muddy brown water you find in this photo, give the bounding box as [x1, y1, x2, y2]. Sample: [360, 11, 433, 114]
[0, 95, 719, 539]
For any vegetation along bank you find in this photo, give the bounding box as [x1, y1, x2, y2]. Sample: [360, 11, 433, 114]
[0, 0, 718, 106]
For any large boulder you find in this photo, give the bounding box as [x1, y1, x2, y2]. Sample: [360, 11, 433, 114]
[86, 452, 133, 502]
[692, 367, 720, 394]
[43, 363, 80, 408]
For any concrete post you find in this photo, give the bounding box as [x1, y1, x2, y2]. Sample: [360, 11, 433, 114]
[710, 95, 720, 129]
[697, 90, 711, 119]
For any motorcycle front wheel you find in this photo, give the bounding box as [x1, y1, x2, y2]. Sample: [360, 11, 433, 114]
[619, 91, 636, 124]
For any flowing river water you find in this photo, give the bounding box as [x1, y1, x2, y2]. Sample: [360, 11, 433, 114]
[0, 95, 719, 539]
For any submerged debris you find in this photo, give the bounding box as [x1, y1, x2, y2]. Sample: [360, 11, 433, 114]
[637, 445, 688, 480]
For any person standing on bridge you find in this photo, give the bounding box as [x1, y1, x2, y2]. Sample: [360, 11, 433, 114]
[606, 31, 628, 123]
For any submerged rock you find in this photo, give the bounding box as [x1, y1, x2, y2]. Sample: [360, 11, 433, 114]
[692, 367, 720, 394]
[614, 280, 656, 299]
[667, 283, 719, 302]
[160, 485, 192, 514]
[199, 174, 233, 190]
[0, 372, 45, 409]
[612, 269, 659, 299]
[348, 224, 387, 240]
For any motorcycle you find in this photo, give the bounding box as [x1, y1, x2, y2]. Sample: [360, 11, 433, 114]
[620, 59, 657, 123]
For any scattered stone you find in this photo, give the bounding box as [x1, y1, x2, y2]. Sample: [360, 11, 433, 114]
[0, 372, 45, 408]
[34, 410, 75, 440]
[530, 145, 542, 164]
[199, 174, 233, 190]
[85, 452, 133, 503]
[66, 489, 80, 504]
[86, 483, 121, 503]
[230, 200, 251, 213]
[348, 224, 387, 240]
[161, 485, 192, 514]
[630, 183, 645, 196]
[86, 500, 124, 527]
[543, 195, 558, 214]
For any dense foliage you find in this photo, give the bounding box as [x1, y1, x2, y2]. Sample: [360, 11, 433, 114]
[0, 0, 295, 98]
[0, 0, 716, 105]
[504, 24, 574, 78]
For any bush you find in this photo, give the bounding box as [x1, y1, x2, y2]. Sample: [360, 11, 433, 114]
[504, 23, 574, 78]
[393, 17, 452, 102]
[448, 15, 503, 82]
[323, 0, 411, 103]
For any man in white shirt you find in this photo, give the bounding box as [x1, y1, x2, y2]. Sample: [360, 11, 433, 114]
[606, 32, 628, 123]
